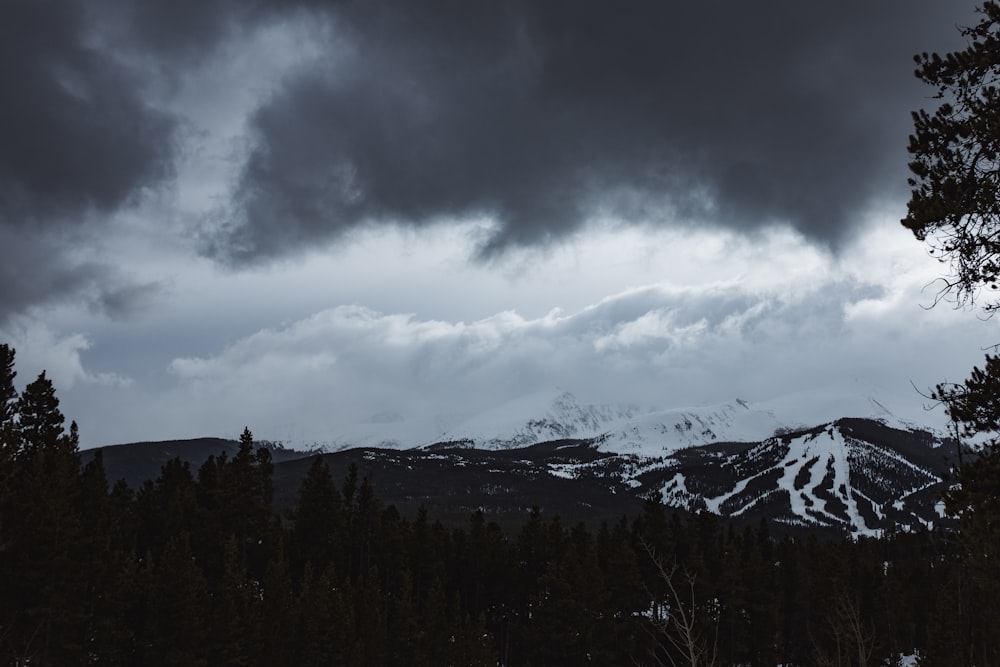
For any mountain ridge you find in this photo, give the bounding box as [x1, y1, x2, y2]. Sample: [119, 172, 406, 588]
[83, 387, 957, 537]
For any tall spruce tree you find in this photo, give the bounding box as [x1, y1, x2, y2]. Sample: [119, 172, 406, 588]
[17, 371, 66, 454]
[289, 455, 345, 580]
[903, 5, 1000, 661]
[903, 1, 1000, 309]
[0, 371, 85, 664]
[0, 345, 16, 654]
[0, 344, 15, 470]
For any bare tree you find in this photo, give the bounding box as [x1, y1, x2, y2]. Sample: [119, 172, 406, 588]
[810, 590, 875, 667]
[640, 539, 717, 667]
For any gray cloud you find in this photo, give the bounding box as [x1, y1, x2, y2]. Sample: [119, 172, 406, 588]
[0, 0, 980, 320]
[0, 1, 175, 224]
[129, 277, 938, 448]
[209, 0, 977, 264]
[0, 231, 103, 323]
[0, 0, 179, 321]
[0, 229, 168, 326]
[90, 280, 169, 321]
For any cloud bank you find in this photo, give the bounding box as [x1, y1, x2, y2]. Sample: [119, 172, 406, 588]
[216, 0, 974, 262]
[0, 0, 979, 322]
[153, 277, 970, 447]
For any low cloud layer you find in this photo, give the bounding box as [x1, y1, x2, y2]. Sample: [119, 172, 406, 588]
[2, 1, 992, 448]
[149, 278, 970, 447]
[4, 218, 987, 448]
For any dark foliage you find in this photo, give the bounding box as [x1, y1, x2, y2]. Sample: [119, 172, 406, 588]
[0, 349, 994, 665]
[904, 5, 1000, 663]
[903, 1, 1000, 310]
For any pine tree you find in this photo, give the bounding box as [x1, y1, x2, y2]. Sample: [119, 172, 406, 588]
[386, 568, 422, 666]
[526, 538, 611, 666]
[140, 534, 209, 666]
[79, 450, 137, 663]
[209, 534, 260, 667]
[223, 427, 276, 581]
[903, 7, 1000, 657]
[17, 370, 66, 453]
[419, 576, 453, 666]
[598, 518, 649, 661]
[258, 542, 297, 667]
[450, 613, 497, 667]
[355, 566, 387, 666]
[289, 455, 345, 580]
[0, 343, 16, 475]
[903, 1, 1000, 310]
[0, 344, 16, 660]
[0, 372, 85, 664]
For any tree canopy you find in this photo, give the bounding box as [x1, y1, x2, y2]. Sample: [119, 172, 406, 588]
[903, 1, 1000, 310]
[905, 6, 1000, 662]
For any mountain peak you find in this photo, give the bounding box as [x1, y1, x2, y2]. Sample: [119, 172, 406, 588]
[294, 384, 943, 455]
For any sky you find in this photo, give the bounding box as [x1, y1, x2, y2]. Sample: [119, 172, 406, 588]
[2, 0, 997, 448]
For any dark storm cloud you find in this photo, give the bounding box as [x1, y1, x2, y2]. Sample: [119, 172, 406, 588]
[211, 0, 978, 264]
[0, 1, 175, 225]
[0, 230, 165, 325]
[92, 280, 167, 320]
[0, 233, 103, 322]
[0, 0, 981, 321]
[0, 1, 182, 321]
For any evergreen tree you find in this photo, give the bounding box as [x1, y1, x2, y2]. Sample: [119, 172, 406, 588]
[903, 1, 1000, 310]
[17, 371, 66, 454]
[525, 538, 611, 665]
[79, 450, 137, 663]
[210, 534, 260, 667]
[0, 344, 15, 660]
[597, 517, 649, 661]
[419, 576, 453, 666]
[223, 427, 276, 581]
[355, 566, 387, 666]
[449, 612, 497, 667]
[140, 534, 209, 666]
[135, 457, 199, 562]
[0, 372, 85, 664]
[386, 568, 421, 666]
[294, 563, 334, 667]
[409, 505, 448, 610]
[258, 542, 298, 667]
[903, 7, 1000, 656]
[289, 455, 345, 580]
[0, 344, 16, 477]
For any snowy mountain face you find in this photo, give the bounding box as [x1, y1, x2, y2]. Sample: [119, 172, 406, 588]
[325, 415, 950, 537]
[434, 391, 645, 449]
[619, 418, 948, 536]
[410, 391, 952, 536]
[428, 389, 926, 456]
[97, 389, 955, 537]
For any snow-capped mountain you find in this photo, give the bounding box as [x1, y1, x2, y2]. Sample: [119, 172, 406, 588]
[605, 417, 948, 536]
[94, 387, 956, 538]
[422, 387, 940, 456]
[413, 390, 953, 535]
[433, 390, 644, 449]
[317, 414, 951, 537]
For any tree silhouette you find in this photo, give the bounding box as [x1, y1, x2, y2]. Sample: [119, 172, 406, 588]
[903, 1, 1000, 310]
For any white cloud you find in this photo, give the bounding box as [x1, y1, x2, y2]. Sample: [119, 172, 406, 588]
[20, 210, 999, 448]
[0, 317, 131, 392]
[122, 260, 989, 447]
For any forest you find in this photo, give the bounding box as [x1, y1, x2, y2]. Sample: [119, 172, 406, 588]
[1, 343, 999, 666]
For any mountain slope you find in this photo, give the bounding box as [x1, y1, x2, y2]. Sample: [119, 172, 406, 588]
[90, 417, 953, 537]
[89, 390, 955, 536]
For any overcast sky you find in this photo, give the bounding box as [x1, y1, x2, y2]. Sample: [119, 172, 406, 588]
[2, 0, 996, 448]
